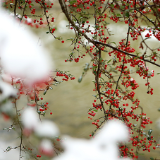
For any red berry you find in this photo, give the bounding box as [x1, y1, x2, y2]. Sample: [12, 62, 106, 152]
[37, 155, 41, 158]
[52, 28, 55, 33]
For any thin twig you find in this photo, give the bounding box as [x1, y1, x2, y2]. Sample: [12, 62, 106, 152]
[14, 0, 18, 17]
[96, 49, 107, 118]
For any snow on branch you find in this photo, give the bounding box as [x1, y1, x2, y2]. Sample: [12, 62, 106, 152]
[54, 119, 130, 160]
[0, 8, 53, 85]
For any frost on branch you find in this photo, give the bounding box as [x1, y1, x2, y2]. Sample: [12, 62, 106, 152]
[54, 119, 130, 160]
[0, 8, 53, 84]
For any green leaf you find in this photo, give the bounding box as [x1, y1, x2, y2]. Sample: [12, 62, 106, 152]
[100, 58, 103, 62]
[147, 136, 151, 140]
[67, 38, 74, 41]
[92, 66, 97, 70]
[46, 32, 49, 34]
[43, 90, 47, 95]
[110, 42, 116, 45]
[6, 146, 11, 152]
[107, 59, 112, 64]
[55, 37, 61, 40]
[93, 70, 97, 75]
[69, 0, 76, 5]
[116, 13, 122, 17]
[43, 111, 46, 116]
[82, 72, 85, 76]
[84, 66, 89, 71]
[153, 52, 157, 55]
[37, 111, 41, 114]
[150, 158, 154, 160]
[78, 76, 82, 83]
[125, 11, 129, 18]
[148, 129, 152, 135]
[120, 5, 125, 10]
[110, 4, 114, 8]
[100, 77, 105, 81]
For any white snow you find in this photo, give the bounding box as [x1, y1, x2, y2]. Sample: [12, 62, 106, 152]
[0, 8, 53, 85]
[21, 108, 59, 138]
[34, 120, 59, 138]
[39, 139, 54, 156]
[54, 119, 130, 160]
[0, 79, 17, 102]
[21, 107, 39, 130]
